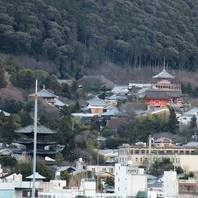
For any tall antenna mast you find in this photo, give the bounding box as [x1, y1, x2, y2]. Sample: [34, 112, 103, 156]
[32, 79, 38, 198]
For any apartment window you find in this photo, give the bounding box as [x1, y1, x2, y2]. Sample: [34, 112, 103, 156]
[140, 158, 142, 162]
[92, 168, 95, 172]
[141, 150, 145, 154]
[180, 150, 184, 154]
[136, 158, 138, 162]
[135, 150, 139, 154]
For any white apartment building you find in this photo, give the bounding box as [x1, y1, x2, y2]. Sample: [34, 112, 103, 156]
[164, 171, 178, 198]
[114, 162, 147, 197]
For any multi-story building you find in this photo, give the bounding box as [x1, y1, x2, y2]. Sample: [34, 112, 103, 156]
[118, 136, 198, 172]
[178, 177, 198, 196]
[114, 162, 147, 197]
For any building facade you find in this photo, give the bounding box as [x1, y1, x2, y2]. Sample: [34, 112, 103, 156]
[118, 137, 198, 172]
[115, 162, 147, 197]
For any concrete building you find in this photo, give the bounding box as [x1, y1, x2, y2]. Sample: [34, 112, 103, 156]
[118, 136, 198, 172]
[178, 177, 198, 196]
[114, 162, 147, 197]
[164, 171, 178, 198]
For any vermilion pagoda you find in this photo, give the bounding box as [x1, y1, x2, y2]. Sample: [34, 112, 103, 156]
[144, 69, 183, 110]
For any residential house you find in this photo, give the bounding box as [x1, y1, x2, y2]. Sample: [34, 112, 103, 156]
[178, 107, 198, 127]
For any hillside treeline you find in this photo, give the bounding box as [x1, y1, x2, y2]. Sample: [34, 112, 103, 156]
[0, 0, 198, 78]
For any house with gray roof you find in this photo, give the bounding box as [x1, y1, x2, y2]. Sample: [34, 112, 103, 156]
[0, 109, 10, 116]
[178, 107, 198, 127]
[100, 107, 127, 117]
[84, 96, 107, 114]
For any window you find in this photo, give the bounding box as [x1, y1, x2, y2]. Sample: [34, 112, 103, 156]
[141, 150, 145, 154]
[135, 150, 139, 154]
[136, 158, 138, 162]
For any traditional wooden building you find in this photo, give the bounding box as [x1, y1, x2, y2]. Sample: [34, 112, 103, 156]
[29, 88, 67, 108]
[84, 96, 107, 114]
[144, 69, 183, 109]
[14, 124, 63, 164]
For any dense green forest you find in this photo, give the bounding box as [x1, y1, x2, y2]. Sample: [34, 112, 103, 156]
[0, 0, 198, 79]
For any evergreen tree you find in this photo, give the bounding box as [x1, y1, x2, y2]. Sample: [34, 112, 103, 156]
[168, 107, 179, 133]
[0, 69, 7, 88]
[190, 115, 197, 129]
[186, 82, 193, 96]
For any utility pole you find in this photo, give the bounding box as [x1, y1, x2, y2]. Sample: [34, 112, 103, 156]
[32, 80, 38, 198]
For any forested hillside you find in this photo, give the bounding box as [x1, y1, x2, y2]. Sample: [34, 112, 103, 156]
[0, 0, 198, 79]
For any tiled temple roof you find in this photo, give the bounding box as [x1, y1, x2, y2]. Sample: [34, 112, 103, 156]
[15, 125, 57, 134]
[153, 69, 175, 79]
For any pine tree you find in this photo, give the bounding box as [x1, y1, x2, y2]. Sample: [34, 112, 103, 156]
[190, 115, 197, 129]
[168, 107, 178, 133]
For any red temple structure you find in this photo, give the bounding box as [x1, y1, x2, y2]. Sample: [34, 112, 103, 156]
[144, 69, 183, 110]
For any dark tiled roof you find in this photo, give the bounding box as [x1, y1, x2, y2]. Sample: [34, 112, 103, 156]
[15, 125, 57, 134]
[77, 75, 116, 89]
[29, 89, 58, 98]
[87, 96, 106, 106]
[100, 108, 127, 117]
[153, 69, 175, 79]
[145, 90, 182, 99]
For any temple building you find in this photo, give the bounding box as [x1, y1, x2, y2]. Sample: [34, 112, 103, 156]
[144, 69, 183, 110]
[29, 88, 67, 108]
[13, 125, 64, 165]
